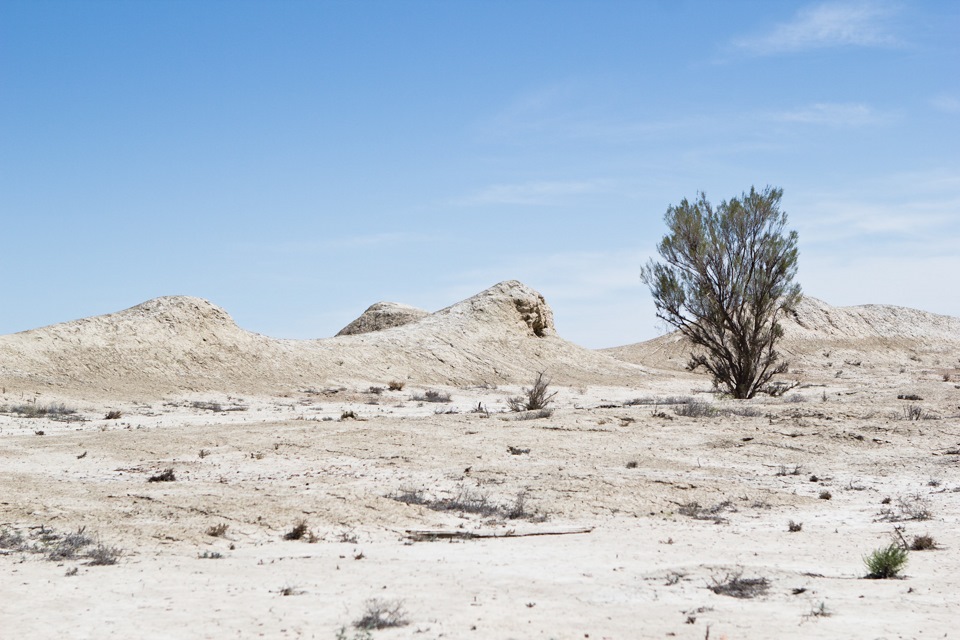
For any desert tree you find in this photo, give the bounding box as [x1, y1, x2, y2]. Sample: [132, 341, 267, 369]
[641, 186, 801, 399]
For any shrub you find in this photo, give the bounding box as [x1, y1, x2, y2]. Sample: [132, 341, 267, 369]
[411, 390, 451, 403]
[104, 410, 122, 420]
[788, 520, 802, 532]
[206, 523, 229, 538]
[387, 380, 405, 391]
[507, 372, 558, 412]
[674, 400, 716, 418]
[148, 468, 176, 482]
[354, 598, 408, 630]
[283, 520, 315, 541]
[910, 534, 937, 551]
[708, 571, 770, 598]
[863, 544, 908, 579]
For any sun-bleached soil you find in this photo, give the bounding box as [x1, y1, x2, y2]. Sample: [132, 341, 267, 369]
[1, 282, 959, 639]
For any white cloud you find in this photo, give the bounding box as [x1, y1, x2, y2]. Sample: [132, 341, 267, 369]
[454, 179, 612, 206]
[931, 95, 960, 114]
[772, 102, 893, 127]
[733, 1, 900, 55]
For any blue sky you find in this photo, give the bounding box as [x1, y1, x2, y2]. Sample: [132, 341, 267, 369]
[1, 1, 957, 348]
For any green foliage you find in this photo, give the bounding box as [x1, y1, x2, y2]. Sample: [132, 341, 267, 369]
[863, 544, 908, 579]
[641, 186, 801, 399]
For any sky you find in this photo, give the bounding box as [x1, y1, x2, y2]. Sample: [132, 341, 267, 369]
[1, 1, 957, 348]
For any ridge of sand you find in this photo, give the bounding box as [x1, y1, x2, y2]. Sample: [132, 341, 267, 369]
[0, 280, 643, 399]
[605, 295, 960, 373]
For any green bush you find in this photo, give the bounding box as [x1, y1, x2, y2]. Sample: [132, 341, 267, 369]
[863, 544, 907, 579]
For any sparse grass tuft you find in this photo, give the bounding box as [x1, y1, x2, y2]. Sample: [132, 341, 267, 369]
[708, 571, 770, 598]
[148, 468, 176, 482]
[411, 390, 451, 403]
[104, 410, 122, 420]
[910, 534, 937, 551]
[86, 541, 122, 565]
[878, 494, 932, 522]
[819, 490, 832, 500]
[198, 550, 223, 559]
[674, 400, 717, 418]
[676, 500, 735, 524]
[387, 380, 405, 391]
[863, 544, 908, 579]
[354, 598, 409, 630]
[206, 523, 229, 538]
[391, 486, 543, 521]
[788, 520, 803, 532]
[282, 519, 317, 542]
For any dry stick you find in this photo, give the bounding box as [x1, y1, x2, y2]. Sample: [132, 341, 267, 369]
[405, 526, 593, 540]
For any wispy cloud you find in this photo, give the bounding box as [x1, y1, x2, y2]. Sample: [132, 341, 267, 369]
[454, 179, 612, 206]
[931, 95, 960, 114]
[233, 231, 431, 253]
[733, 1, 900, 55]
[771, 102, 893, 127]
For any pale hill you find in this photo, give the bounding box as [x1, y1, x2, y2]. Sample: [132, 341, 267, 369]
[336, 302, 429, 336]
[605, 296, 960, 375]
[0, 281, 644, 399]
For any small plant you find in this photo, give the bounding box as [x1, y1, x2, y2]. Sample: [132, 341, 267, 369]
[776, 464, 803, 477]
[708, 571, 770, 598]
[206, 523, 229, 538]
[411, 390, 451, 403]
[387, 380, 405, 391]
[626, 460, 638, 469]
[507, 371, 558, 412]
[507, 446, 530, 455]
[804, 601, 831, 620]
[902, 405, 924, 421]
[199, 550, 223, 559]
[46, 528, 95, 561]
[354, 598, 409, 630]
[86, 541, 122, 565]
[367, 386, 383, 395]
[910, 534, 937, 551]
[878, 494, 932, 522]
[278, 585, 303, 596]
[674, 400, 716, 418]
[340, 410, 357, 420]
[513, 408, 553, 420]
[788, 520, 803, 532]
[676, 500, 735, 524]
[863, 544, 907, 579]
[283, 520, 316, 542]
[148, 468, 176, 482]
[819, 490, 832, 500]
[198, 449, 210, 458]
[104, 410, 122, 420]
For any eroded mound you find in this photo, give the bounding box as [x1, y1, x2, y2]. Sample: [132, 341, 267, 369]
[336, 302, 429, 336]
[0, 281, 638, 398]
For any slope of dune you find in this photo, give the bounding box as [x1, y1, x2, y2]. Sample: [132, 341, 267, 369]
[604, 296, 960, 375]
[0, 281, 643, 399]
[335, 301, 429, 336]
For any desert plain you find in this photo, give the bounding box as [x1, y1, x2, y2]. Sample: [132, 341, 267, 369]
[1, 281, 959, 639]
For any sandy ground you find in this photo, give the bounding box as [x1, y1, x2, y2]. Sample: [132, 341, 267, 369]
[2, 366, 959, 639]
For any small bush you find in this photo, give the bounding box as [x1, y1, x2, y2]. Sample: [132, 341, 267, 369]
[863, 544, 908, 579]
[788, 520, 802, 532]
[819, 490, 832, 500]
[206, 523, 229, 538]
[514, 408, 553, 420]
[387, 380, 405, 391]
[674, 400, 716, 418]
[776, 464, 803, 477]
[708, 571, 770, 598]
[86, 541, 122, 566]
[46, 528, 94, 561]
[676, 500, 735, 524]
[910, 534, 937, 551]
[354, 598, 409, 630]
[148, 468, 176, 482]
[340, 410, 357, 420]
[902, 405, 924, 421]
[411, 390, 451, 403]
[507, 372, 558, 412]
[104, 410, 122, 420]
[283, 520, 314, 541]
[626, 460, 639, 469]
[199, 551, 223, 559]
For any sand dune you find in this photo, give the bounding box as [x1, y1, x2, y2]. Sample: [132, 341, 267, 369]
[606, 295, 960, 376]
[0, 280, 643, 399]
